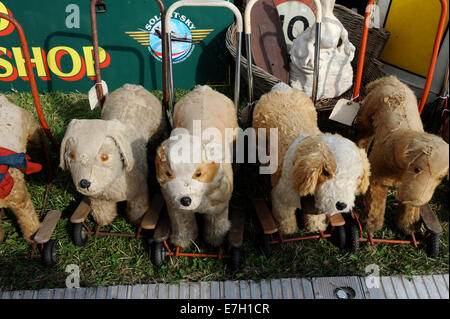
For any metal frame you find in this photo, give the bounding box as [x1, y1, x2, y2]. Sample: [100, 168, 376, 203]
[154, 0, 244, 263]
[69, 0, 168, 242]
[348, 0, 447, 251]
[245, 1, 345, 250]
[165, 0, 243, 115]
[244, 0, 322, 106]
[0, 13, 60, 265]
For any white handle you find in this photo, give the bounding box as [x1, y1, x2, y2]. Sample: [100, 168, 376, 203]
[244, 0, 259, 35]
[313, 0, 322, 23]
[165, 0, 243, 34]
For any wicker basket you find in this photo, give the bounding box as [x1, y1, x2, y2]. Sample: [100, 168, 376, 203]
[226, 4, 390, 132]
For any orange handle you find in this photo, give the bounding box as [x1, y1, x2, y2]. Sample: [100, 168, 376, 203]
[418, 0, 448, 114]
[0, 13, 59, 151]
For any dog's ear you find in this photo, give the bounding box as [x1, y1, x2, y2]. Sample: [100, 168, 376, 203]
[155, 141, 174, 185]
[291, 136, 337, 196]
[59, 119, 79, 170]
[356, 147, 371, 194]
[394, 133, 430, 169]
[106, 120, 134, 172]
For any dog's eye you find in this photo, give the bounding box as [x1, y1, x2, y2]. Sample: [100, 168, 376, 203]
[100, 154, 109, 162]
[322, 168, 330, 176]
[196, 172, 201, 177]
[166, 171, 172, 178]
[69, 151, 76, 160]
[414, 167, 421, 174]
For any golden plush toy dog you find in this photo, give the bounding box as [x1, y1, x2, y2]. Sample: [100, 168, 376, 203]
[355, 76, 449, 234]
[253, 83, 370, 234]
[0, 95, 42, 243]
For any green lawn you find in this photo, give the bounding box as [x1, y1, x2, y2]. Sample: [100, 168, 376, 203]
[0, 90, 448, 291]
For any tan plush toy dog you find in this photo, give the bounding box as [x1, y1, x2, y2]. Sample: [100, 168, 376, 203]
[253, 83, 370, 234]
[0, 95, 42, 243]
[155, 85, 238, 248]
[60, 84, 167, 226]
[355, 76, 449, 234]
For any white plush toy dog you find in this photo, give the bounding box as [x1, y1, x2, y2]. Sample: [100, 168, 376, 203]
[60, 84, 167, 226]
[155, 85, 239, 248]
[253, 83, 370, 234]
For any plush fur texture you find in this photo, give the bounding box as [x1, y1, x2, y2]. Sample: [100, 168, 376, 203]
[60, 84, 167, 226]
[0, 95, 42, 243]
[355, 76, 449, 234]
[253, 83, 370, 234]
[155, 85, 238, 248]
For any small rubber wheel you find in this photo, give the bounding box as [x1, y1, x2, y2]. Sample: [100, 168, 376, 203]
[331, 225, 346, 251]
[425, 232, 440, 258]
[72, 222, 88, 247]
[41, 239, 57, 267]
[261, 234, 271, 257]
[230, 247, 242, 271]
[347, 219, 360, 254]
[151, 241, 167, 267]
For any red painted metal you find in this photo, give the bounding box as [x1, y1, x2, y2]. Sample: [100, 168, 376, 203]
[0, 13, 59, 152]
[90, 0, 105, 107]
[162, 240, 231, 259]
[418, 0, 448, 114]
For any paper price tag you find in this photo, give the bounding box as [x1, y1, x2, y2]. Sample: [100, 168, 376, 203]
[329, 99, 360, 126]
[88, 80, 108, 110]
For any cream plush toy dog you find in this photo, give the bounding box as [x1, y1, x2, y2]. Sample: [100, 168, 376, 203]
[60, 84, 167, 226]
[0, 95, 42, 243]
[253, 83, 370, 234]
[155, 85, 238, 248]
[355, 76, 449, 234]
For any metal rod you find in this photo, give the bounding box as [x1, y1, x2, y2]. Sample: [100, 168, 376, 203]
[312, 22, 321, 104]
[245, 34, 253, 104]
[90, 0, 105, 108]
[418, 0, 448, 114]
[155, 0, 169, 111]
[234, 31, 242, 111]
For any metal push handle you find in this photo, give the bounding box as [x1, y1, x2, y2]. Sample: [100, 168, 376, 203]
[352, 0, 447, 115]
[0, 13, 58, 185]
[244, 0, 322, 105]
[165, 0, 243, 113]
[90, 0, 106, 107]
[0, 13, 58, 151]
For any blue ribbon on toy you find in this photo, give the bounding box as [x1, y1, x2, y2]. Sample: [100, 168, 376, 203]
[0, 152, 27, 184]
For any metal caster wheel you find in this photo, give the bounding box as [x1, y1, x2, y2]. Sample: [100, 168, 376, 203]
[261, 234, 271, 257]
[230, 247, 242, 271]
[151, 241, 167, 267]
[425, 231, 440, 258]
[72, 222, 88, 247]
[41, 239, 57, 267]
[331, 225, 346, 251]
[347, 219, 360, 254]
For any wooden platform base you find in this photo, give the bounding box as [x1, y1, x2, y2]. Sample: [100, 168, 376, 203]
[34, 210, 61, 244]
[70, 197, 91, 223]
[420, 204, 443, 234]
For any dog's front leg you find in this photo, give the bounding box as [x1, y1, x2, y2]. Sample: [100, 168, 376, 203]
[203, 205, 231, 247]
[361, 182, 388, 233]
[168, 208, 197, 248]
[126, 185, 150, 225]
[90, 198, 117, 226]
[271, 185, 298, 235]
[395, 203, 421, 235]
[7, 170, 40, 243]
[303, 213, 328, 233]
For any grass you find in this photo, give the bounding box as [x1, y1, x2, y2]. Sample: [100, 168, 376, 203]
[0, 89, 448, 291]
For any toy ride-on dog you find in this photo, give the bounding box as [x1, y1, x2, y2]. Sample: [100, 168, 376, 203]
[0, 13, 61, 266]
[148, 0, 246, 270]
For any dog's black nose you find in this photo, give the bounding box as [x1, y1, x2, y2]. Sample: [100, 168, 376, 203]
[336, 201, 347, 211]
[79, 179, 91, 189]
[180, 197, 192, 207]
